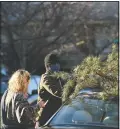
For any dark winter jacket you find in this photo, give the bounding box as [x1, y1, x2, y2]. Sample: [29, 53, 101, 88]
[36, 71, 64, 125]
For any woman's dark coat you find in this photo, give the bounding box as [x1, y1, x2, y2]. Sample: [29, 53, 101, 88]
[1, 90, 39, 129]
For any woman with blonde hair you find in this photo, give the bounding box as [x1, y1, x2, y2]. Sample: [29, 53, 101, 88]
[1, 69, 46, 129]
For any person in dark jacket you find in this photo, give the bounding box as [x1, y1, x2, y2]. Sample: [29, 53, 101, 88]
[35, 53, 64, 128]
[1, 69, 46, 129]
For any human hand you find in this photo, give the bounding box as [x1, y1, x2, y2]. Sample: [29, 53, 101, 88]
[38, 100, 46, 108]
[24, 93, 28, 99]
[35, 121, 39, 129]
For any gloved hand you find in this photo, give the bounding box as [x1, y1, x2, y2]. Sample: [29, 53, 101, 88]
[38, 99, 46, 108]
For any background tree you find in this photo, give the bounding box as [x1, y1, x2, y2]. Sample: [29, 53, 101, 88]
[1, 2, 118, 74]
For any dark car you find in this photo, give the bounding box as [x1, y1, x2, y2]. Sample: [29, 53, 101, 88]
[27, 75, 40, 105]
[28, 94, 38, 105]
[38, 88, 118, 129]
[0, 76, 9, 100]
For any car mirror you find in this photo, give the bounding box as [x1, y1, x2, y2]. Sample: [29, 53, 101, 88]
[32, 90, 38, 95]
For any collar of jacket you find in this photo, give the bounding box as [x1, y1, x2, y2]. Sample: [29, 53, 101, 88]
[45, 70, 54, 74]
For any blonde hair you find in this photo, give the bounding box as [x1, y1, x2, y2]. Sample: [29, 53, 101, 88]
[8, 69, 30, 94]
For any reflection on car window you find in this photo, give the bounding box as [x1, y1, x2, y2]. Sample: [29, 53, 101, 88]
[50, 97, 118, 127]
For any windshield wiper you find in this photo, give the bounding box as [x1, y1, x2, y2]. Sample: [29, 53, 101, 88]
[100, 110, 106, 122]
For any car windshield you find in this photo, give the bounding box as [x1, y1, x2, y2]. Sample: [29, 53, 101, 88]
[49, 97, 118, 128]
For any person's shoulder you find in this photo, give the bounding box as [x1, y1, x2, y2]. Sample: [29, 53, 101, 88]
[15, 92, 26, 101]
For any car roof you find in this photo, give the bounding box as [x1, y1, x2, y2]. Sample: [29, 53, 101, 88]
[76, 87, 118, 103]
[31, 75, 40, 78]
[78, 87, 102, 96]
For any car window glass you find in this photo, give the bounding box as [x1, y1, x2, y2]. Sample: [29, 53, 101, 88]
[28, 76, 40, 95]
[1, 82, 8, 93]
[50, 97, 118, 127]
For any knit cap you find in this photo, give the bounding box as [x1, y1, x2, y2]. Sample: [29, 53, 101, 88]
[44, 53, 59, 67]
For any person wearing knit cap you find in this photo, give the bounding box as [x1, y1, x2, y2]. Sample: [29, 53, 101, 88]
[35, 53, 63, 128]
[44, 53, 60, 72]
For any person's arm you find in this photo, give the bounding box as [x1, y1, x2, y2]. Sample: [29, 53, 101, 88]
[35, 74, 59, 125]
[35, 74, 62, 123]
[40, 74, 61, 99]
[15, 93, 45, 124]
